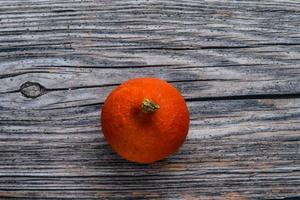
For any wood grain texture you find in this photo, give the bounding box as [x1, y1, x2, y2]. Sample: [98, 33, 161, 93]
[0, 0, 300, 199]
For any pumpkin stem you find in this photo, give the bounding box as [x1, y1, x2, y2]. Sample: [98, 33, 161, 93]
[141, 99, 160, 114]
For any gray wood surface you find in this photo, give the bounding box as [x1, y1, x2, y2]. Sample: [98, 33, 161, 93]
[0, 0, 300, 199]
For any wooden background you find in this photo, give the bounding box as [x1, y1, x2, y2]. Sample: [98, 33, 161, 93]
[0, 0, 300, 199]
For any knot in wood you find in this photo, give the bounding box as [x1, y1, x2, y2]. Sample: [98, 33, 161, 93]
[20, 82, 45, 98]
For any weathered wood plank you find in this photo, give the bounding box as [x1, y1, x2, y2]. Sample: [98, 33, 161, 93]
[0, 0, 300, 199]
[1, 99, 300, 199]
[0, 0, 300, 104]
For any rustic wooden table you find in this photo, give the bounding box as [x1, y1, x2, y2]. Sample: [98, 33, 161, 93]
[1, 0, 300, 199]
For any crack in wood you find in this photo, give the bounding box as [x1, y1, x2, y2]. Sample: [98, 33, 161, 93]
[186, 93, 300, 101]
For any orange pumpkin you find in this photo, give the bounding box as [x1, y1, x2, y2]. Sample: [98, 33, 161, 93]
[101, 77, 189, 164]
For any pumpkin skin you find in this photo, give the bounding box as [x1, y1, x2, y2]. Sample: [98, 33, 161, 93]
[101, 77, 189, 164]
